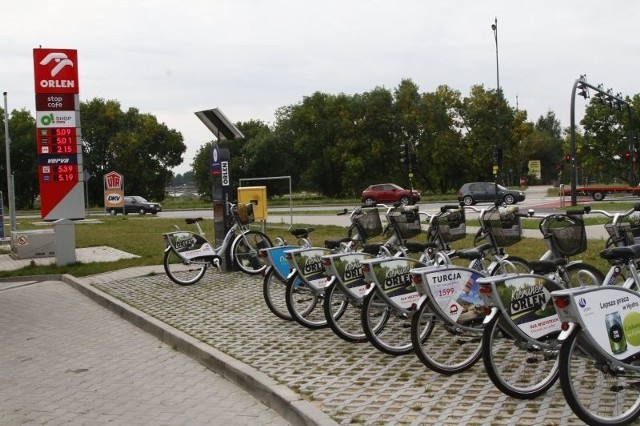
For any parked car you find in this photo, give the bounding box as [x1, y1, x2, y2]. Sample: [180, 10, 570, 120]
[107, 196, 162, 215]
[361, 183, 421, 206]
[457, 182, 525, 206]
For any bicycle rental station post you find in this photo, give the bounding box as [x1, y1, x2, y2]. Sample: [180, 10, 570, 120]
[195, 108, 245, 271]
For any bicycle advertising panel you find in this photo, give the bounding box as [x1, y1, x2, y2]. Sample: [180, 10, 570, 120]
[478, 274, 562, 340]
[164, 232, 216, 260]
[411, 265, 486, 327]
[285, 248, 334, 290]
[360, 258, 426, 310]
[553, 286, 640, 361]
[322, 252, 374, 299]
[260, 246, 298, 280]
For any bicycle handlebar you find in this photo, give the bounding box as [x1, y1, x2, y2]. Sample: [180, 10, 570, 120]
[584, 204, 639, 222]
[440, 204, 462, 213]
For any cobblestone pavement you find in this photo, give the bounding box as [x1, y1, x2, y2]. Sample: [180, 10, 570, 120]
[0, 279, 290, 426]
[85, 268, 587, 426]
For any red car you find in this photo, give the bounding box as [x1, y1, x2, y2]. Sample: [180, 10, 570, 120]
[361, 183, 420, 206]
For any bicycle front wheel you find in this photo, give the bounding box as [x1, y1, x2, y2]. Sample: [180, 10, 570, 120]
[491, 256, 532, 275]
[262, 267, 292, 321]
[563, 262, 605, 288]
[411, 297, 483, 374]
[324, 281, 366, 343]
[232, 231, 272, 275]
[285, 271, 326, 329]
[559, 329, 640, 425]
[163, 249, 209, 286]
[361, 289, 414, 355]
[482, 313, 559, 399]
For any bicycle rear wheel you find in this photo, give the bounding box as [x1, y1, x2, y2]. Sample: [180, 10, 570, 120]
[361, 289, 414, 355]
[232, 231, 273, 275]
[262, 267, 292, 321]
[411, 297, 483, 374]
[324, 281, 366, 343]
[482, 313, 559, 399]
[285, 271, 326, 329]
[559, 329, 640, 425]
[163, 249, 209, 286]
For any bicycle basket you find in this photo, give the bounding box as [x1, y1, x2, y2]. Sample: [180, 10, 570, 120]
[236, 203, 255, 225]
[436, 208, 467, 243]
[482, 207, 522, 247]
[604, 222, 640, 246]
[389, 205, 422, 239]
[352, 207, 383, 239]
[547, 215, 587, 257]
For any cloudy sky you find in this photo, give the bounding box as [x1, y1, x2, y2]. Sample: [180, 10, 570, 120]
[4, 1, 639, 174]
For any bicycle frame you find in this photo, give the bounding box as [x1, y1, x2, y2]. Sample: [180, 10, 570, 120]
[552, 285, 640, 370]
[285, 247, 337, 291]
[164, 220, 239, 263]
[410, 264, 490, 331]
[478, 273, 564, 343]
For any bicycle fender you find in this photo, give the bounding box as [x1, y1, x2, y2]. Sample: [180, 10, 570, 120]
[557, 322, 578, 341]
[482, 307, 500, 325]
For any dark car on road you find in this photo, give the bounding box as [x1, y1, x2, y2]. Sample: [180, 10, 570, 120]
[107, 196, 162, 215]
[458, 182, 525, 206]
[361, 183, 421, 206]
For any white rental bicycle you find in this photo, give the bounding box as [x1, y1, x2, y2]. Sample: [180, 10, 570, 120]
[162, 202, 273, 285]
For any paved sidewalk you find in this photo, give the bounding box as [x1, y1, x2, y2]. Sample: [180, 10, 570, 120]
[0, 278, 292, 426]
[69, 267, 585, 425]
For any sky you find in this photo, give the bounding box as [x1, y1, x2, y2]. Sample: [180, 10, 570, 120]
[4, 1, 640, 175]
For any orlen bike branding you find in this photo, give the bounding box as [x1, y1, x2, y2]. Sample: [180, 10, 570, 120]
[33, 49, 79, 94]
[288, 248, 333, 290]
[365, 258, 422, 310]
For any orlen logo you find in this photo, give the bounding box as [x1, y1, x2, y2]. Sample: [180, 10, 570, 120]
[33, 48, 79, 94]
[40, 52, 74, 77]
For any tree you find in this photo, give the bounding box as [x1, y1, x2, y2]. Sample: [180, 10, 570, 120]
[81, 98, 186, 204]
[191, 142, 214, 200]
[518, 112, 562, 184]
[580, 99, 629, 183]
[0, 109, 38, 209]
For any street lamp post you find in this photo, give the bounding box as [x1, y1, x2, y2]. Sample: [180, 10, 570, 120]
[491, 17, 502, 191]
[491, 17, 500, 92]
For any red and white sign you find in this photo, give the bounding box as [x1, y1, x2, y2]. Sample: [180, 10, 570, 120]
[104, 171, 124, 190]
[104, 171, 124, 210]
[33, 49, 79, 94]
[34, 47, 84, 220]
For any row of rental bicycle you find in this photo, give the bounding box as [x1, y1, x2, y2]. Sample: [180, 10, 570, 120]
[162, 200, 640, 426]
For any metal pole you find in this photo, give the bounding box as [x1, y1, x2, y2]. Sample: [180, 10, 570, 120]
[492, 17, 500, 92]
[3, 92, 16, 232]
[491, 18, 501, 191]
[569, 81, 578, 206]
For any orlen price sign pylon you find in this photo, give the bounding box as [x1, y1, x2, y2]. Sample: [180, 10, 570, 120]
[33, 48, 85, 220]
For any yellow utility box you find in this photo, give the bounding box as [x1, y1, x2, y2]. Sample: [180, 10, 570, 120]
[238, 186, 268, 221]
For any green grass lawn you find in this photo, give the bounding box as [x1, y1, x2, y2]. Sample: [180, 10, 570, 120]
[0, 212, 614, 279]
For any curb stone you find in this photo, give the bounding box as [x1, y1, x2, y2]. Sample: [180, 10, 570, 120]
[62, 273, 337, 426]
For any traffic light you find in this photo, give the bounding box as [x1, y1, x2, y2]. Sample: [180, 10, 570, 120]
[625, 152, 631, 160]
[577, 80, 589, 99]
[400, 143, 409, 164]
[493, 146, 503, 166]
[565, 154, 571, 163]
